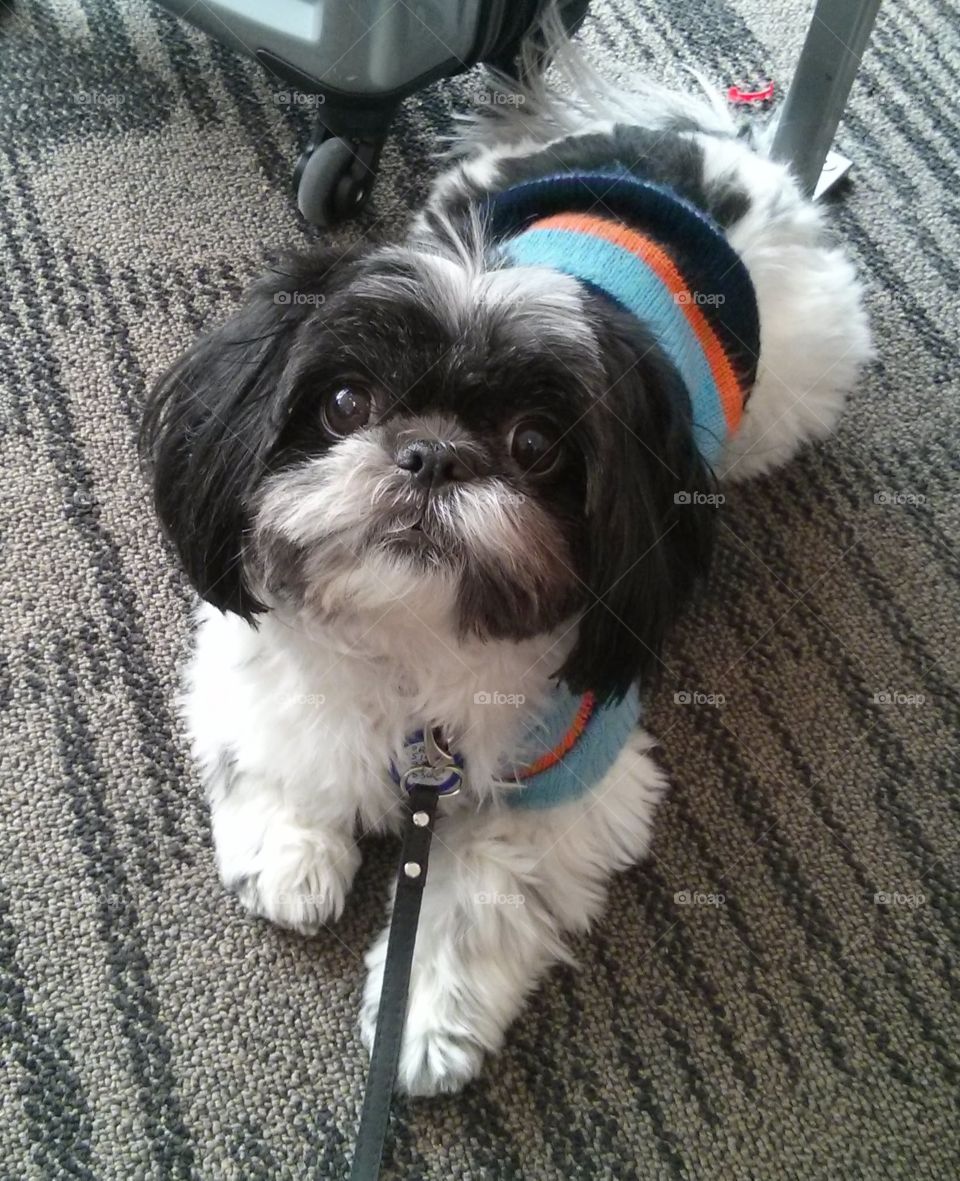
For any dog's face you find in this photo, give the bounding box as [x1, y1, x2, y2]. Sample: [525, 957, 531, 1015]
[142, 245, 716, 701]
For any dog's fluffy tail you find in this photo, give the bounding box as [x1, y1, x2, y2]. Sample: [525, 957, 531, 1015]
[446, 5, 738, 155]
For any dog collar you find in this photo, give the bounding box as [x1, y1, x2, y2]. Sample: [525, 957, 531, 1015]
[498, 683, 642, 809]
[487, 171, 760, 465]
[391, 684, 641, 810]
[389, 728, 465, 794]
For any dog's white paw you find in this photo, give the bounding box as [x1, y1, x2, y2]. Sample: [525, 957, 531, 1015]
[360, 938, 489, 1096]
[223, 820, 360, 936]
[399, 1017, 486, 1097]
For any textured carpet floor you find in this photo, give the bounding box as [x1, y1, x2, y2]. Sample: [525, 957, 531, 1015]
[2, 0, 959, 1177]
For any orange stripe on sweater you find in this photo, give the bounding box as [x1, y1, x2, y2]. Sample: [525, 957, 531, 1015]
[529, 212, 744, 434]
[518, 692, 597, 779]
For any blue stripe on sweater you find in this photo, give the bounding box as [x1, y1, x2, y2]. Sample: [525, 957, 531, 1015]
[500, 226, 727, 464]
[503, 684, 642, 810]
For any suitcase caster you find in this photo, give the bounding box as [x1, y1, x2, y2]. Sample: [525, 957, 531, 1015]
[295, 135, 382, 227]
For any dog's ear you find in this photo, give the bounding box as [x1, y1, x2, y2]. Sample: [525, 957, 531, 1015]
[559, 310, 719, 703]
[139, 248, 356, 620]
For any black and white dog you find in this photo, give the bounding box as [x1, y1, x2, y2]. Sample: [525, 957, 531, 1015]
[142, 40, 871, 1094]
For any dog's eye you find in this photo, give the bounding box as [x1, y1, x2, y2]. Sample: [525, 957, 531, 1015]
[322, 387, 371, 438]
[507, 420, 561, 476]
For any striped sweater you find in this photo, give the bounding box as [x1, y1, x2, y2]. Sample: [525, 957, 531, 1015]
[487, 169, 761, 465]
[463, 169, 763, 805]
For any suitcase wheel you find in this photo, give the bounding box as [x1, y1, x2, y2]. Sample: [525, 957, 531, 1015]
[295, 136, 379, 227]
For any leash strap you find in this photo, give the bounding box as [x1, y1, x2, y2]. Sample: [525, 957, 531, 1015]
[348, 783, 441, 1181]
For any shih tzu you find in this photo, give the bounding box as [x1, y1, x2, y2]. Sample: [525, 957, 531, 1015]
[141, 39, 871, 1095]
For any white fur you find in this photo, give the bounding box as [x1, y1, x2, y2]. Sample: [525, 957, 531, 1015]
[180, 50, 871, 1096]
[361, 244, 600, 359]
[698, 136, 873, 479]
[186, 593, 664, 1095]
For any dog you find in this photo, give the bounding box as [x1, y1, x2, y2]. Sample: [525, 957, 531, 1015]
[141, 38, 871, 1096]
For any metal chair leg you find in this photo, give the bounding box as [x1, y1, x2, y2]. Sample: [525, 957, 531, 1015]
[770, 0, 882, 197]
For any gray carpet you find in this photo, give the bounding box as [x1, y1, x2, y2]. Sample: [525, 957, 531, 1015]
[2, 0, 959, 1177]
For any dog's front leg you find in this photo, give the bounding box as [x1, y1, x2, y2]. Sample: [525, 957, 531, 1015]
[184, 608, 396, 938]
[205, 758, 364, 938]
[360, 730, 666, 1095]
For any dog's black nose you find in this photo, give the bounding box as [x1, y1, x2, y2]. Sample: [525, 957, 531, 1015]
[396, 440, 471, 489]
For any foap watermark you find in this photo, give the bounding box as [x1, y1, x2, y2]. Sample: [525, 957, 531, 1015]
[874, 890, 925, 910]
[478, 91, 526, 106]
[474, 691, 526, 707]
[273, 89, 325, 109]
[674, 491, 725, 506]
[874, 490, 926, 506]
[872, 690, 925, 707]
[674, 889, 725, 908]
[286, 692, 326, 707]
[274, 291, 326, 307]
[499, 489, 528, 507]
[76, 89, 125, 109]
[274, 890, 330, 907]
[674, 690, 725, 708]
[474, 891, 525, 908]
[675, 290, 725, 307]
[94, 888, 130, 916]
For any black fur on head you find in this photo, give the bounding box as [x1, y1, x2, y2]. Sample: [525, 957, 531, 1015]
[140, 248, 364, 621]
[141, 247, 718, 705]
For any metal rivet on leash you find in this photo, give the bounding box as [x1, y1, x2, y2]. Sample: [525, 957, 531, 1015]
[412, 811, 429, 827]
[403, 861, 421, 879]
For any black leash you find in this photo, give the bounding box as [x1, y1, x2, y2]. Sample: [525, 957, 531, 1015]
[349, 729, 463, 1181]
